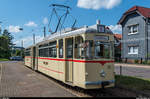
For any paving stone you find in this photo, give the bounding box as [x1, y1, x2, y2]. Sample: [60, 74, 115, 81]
[0, 62, 76, 97]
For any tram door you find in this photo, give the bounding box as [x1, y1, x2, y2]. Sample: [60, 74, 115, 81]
[66, 38, 73, 83]
[34, 47, 38, 71]
[32, 47, 36, 70]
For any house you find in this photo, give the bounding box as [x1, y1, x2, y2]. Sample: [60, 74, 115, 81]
[118, 6, 150, 63]
[114, 34, 122, 62]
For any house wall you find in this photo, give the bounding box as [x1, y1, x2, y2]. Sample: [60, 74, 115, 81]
[121, 12, 146, 61]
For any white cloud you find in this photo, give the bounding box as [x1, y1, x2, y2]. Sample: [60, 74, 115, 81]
[14, 35, 43, 48]
[77, 0, 122, 10]
[108, 25, 122, 33]
[43, 17, 48, 25]
[24, 21, 37, 27]
[8, 25, 22, 33]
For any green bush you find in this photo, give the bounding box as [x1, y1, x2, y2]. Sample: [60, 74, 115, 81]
[142, 60, 147, 64]
[134, 59, 139, 64]
[147, 60, 150, 65]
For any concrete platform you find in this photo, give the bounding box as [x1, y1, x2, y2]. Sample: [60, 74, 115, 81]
[0, 61, 76, 97]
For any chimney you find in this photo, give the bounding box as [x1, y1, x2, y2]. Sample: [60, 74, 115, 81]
[96, 20, 100, 25]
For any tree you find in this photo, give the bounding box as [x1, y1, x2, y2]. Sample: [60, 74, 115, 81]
[15, 49, 21, 56]
[0, 36, 9, 58]
[0, 29, 14, 58]
[2, 29, 14, 46]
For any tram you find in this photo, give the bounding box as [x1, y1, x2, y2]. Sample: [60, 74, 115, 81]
[24, 21, 115, 89]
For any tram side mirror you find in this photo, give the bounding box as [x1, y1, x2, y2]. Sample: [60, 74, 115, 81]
[89, 41, 93, 47]
[75, 44, 78, 48]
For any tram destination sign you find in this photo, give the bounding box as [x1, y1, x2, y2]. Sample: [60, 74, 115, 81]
[98, 25, 105, 33]
[94, 35, 109, 41]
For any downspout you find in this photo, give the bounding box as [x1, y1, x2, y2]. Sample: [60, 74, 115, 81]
[121, 25, 124, 60]
[145, 18, 148, 61]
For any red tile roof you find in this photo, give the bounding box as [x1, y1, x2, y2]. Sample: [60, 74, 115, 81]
[114, 34, 122, 39]
[125, 6, 150, 18]
[118, 6, 150, 24]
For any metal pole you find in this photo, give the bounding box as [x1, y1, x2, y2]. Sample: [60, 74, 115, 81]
[22, 40, 23, 48]
[0, 21, 2, 35]
[44, 26, 46, 38]
[33, 34, 35, 45]
[21, 40, 23, 58]
[120, 66, 122, 75]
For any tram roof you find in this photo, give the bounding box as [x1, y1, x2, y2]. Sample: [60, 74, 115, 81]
[36, 24, 113, 45]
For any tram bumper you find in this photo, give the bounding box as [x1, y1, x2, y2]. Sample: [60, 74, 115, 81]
[101, 81, 112, 88]
[85, 80, 115, 87]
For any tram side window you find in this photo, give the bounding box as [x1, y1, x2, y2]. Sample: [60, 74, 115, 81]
[49, 41, 57, 58]
[67, 38, 73, 58]
[75, 36, 84, 59]
[39, 49, 44, 57]
[25, 51, 30, 56]
[39, 43, 49, 57]
[59, 39, 63, 58]
[44, 48, 49, 57]
[85, 40, 93, 59]
[94, 42, 110, 59]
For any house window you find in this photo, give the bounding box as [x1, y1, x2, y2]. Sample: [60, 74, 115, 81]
[128, 46, 138, 54]
[128, 24, 138, 35]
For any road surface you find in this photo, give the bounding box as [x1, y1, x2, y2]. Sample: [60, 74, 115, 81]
[115, 63, 150, 79]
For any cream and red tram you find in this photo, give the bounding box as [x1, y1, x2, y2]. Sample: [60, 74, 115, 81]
[24, 22, 115, 89]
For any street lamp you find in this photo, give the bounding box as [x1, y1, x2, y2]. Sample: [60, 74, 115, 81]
[19, 28, 23, 31]
[18, 28, 24, 59]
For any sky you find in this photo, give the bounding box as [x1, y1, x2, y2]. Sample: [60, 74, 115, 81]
[0, 0, 150, 48]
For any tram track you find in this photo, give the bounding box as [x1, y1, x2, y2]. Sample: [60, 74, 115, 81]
[22, 66, 124, 97]
[33, 70, 119, 97]
[45, 78, 120, 97]
[35, 72, 143, 97]
[21, 62, 137, 97]
[22, 67, 114, 97]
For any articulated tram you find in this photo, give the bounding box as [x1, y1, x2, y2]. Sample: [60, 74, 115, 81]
[24, 22, 115, 89]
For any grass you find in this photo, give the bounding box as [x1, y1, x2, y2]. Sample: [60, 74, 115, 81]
[0, 58, 9, 61]
[115, 75, 150, 91]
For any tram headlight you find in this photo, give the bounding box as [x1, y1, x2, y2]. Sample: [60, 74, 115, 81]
[100, 70, 106, 77]
[85, 72, 88, 76]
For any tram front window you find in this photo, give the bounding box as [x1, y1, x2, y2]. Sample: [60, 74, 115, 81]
[94, 42, 111, 59]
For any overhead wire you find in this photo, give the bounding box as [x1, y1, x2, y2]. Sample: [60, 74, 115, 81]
[48, 3, 76, 33]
